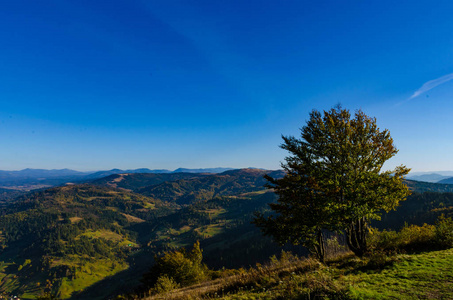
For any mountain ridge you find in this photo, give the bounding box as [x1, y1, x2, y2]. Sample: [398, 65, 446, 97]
[0, 167, 236, 189]
[406, 173, 452, 183]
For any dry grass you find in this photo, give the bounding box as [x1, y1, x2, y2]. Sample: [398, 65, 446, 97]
[127, 236, 352, 300]
[137, 253, 326, 300]
[69, 216, 83, 223]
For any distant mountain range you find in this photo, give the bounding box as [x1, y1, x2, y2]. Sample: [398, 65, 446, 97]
[3, 168, 453, 192]
[406, 173, 452, 183]
[83, 167, 235, 179]
[0, 167, 235, 189]
[406, 172, 453, 183]
[0, 168, 89, 179]
[438, 177, 453, 184]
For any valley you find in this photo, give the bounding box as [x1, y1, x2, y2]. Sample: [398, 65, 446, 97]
[1, 169, 453, 299]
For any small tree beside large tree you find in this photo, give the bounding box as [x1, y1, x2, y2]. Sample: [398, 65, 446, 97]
[254, 106, 410, 261]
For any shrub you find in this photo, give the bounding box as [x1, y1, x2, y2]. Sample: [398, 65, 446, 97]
[369, 223, 436, 252]
[142, 241, 208, 288]
[154, 275, 180, 294]
[398, 223, 435, 251]
[368, 228, 399, 251]
[435, 215, 453, 248]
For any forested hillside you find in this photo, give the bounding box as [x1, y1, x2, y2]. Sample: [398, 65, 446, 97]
[91, 172, 208, 191]
[405, 179, 453, 193]
[0, 185, 175, 299]
[0, 188, 26, 205]
[1, 170, 453, 299]
[138, 169, 285, 204]
[0, 169, 287, 299]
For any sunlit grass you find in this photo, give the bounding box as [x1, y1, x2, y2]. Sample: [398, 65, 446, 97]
[346, 249, 453, 299]
[79, 229, 138, 247]
[56, 257, 128, 299]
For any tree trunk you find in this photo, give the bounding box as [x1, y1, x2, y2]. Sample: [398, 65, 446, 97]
[314, 229, 326, 263]
[345, 217, 368, 257]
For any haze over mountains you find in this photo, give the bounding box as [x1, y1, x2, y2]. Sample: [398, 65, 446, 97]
[1, 168, 452, 188]
[406, 171, 453, 183]
[1, 167, 453, 298]
[1, 167, 453, 188]
[0, 167, 234, 189]
[1, 168, 453, 192]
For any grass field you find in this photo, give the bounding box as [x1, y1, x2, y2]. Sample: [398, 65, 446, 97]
[79, 230, 138, 248]
[56, 257, 128, 299]
[346, 249, 453, 299]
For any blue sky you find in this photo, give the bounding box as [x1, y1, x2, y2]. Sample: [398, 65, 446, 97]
[1, 0, 453, 172]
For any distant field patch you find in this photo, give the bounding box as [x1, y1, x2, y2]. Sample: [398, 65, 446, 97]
[122, 213, 145, 223]
[79, 230, 137, 247]
[201, 208, 226, 219]
[142, 202, 156, 209]
[180, 225, 192, 232]
[69, 216, 83, 223]
[81, 230, 123, 242]
[238, 189, 269, 196]
[86, 196, 114, 201]
[195, 224, 224, 238]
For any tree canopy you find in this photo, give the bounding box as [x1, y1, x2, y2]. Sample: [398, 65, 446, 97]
[254, 106, 411, 260]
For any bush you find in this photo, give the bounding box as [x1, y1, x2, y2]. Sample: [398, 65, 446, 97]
[398, 223, 436, 251]
[154, 275, 180, 294]
[142, 241, 208, 288]
[370, 215, 453, 253]
[369, 223, 436, 252]
[435, 215, 453, 248]
[368, 228, 399, 251]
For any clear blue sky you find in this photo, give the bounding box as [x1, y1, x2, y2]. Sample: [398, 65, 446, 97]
[1, 0, 453, 172]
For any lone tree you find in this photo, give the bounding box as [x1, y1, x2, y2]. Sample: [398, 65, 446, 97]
[254, 106, 410, 260]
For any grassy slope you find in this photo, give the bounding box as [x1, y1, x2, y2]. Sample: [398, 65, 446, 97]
[53, 257, 128, 299]
[346, 249, 453, 299]
[142, 248, 453, 300]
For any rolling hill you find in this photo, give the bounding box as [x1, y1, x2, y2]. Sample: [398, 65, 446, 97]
[0, 169, 286, 298]
[90, 172, 209, 191]
[406, 173, 451, 183]
[437, 177, 453, 184]
[2, 170, 453, 299]
[0, 184, 176, 299]
[138, 169, 285, 204]
[405, 179, 453, 193]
